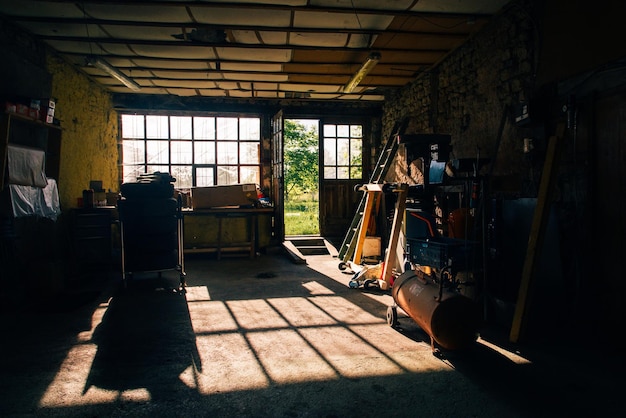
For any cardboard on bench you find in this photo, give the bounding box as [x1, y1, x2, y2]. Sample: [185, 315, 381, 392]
[191, 184, 257, 209]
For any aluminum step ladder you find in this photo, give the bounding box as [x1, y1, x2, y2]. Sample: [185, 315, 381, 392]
[337, 119, 408, 263]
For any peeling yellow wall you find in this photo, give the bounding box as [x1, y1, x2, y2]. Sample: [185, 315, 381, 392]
[46, 54, 118, 210]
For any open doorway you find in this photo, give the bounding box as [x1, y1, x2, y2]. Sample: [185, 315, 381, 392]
[284, 119, 319, 236]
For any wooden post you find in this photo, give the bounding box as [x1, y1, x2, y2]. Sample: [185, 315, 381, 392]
[509, 123, 565, 343]
[352, 190, 376, 265]
[379, 184, 408, 290]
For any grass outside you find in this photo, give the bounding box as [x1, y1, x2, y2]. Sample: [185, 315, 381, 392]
[284, 199, 319, 235]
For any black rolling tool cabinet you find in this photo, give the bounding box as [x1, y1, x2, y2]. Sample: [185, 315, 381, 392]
[118, 173, 186, 290]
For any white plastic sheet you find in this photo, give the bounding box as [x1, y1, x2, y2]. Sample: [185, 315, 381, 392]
[9, 179, 61, 221]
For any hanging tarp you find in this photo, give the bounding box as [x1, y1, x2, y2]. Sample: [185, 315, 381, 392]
[8, 179, 61, 220]
[6, 144, 47, 188]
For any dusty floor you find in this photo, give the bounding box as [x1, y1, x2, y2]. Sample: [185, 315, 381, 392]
[0, 249, 624, 417]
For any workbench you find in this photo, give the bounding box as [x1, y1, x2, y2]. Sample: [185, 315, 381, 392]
[182, 207, 274, 258]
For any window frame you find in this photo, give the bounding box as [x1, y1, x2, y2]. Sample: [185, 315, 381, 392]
[321, 123, 363, 180]
[119, 113, 261, 188]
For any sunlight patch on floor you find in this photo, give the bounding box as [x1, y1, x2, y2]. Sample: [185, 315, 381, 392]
[477, 337, 532, 364]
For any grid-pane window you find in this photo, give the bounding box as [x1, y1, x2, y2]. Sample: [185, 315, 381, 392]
[147, 140, 169, 164]
[146, 164, 169, 175]
[146, 115, 169, 139]
[123, 166, 144, 184]
[170, 165, 193, 188]
[196, 167, 215, 187]
[194, 141, 215, 164]
[122, 140, 145, 164]
[240, 142, 259, 164]
[120, 114, 261, 187]
[170, 116, 192, 140]
[240, 118, 260, 140]
[217, 117, 238, 140]
[194, 117, 215, 139]
[322, 124, 362, 180]
[218, 166, 238, 185]
[171, 141, 192, 164]
[240, 166, 259, 184]
[217, 142, 238, 164]
[121, 115, 144, 138]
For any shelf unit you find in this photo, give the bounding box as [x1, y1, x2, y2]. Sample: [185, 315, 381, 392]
[0, 112, 61, 190]
[0, 112, 63, 296]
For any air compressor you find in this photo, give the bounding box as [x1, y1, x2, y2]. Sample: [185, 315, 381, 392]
[388, 268, 480, 351]
[383, 134, 481, 351]
[387, 208, 481, 351]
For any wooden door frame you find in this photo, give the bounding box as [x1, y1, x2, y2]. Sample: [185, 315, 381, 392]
[271, 110, 285, 242]
[318, 117, 373, 239]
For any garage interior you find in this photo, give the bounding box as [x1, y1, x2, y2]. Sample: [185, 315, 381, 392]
[1, 0, 625, 417]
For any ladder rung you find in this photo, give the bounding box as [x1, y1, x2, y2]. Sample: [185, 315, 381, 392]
[338, 119, 406, 261]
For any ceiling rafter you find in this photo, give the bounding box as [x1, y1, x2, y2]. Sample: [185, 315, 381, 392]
[90, 71, 413, 85]
[0, 0, 511, 101]
[41, 35, 452, 54]
[85, 62, 414, 85]
[103, 78, 397, 91]
[61, 51, 431, 70]
[9, 16, 478, 40]
[30, 0, 495, 20]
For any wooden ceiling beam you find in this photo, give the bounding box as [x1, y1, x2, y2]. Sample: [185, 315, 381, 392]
[31, 0, 496, 19]
[42, 35, 451, 54]
[62, 51, 433, 68]
[11, 16, 473, 40]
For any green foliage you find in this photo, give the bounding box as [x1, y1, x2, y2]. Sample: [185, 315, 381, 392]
[284, 120, 319, 235]
[284, 120, 318, 200]
[284, 200, 319, 235]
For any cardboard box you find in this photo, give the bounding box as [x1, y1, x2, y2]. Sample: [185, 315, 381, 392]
[363, 236, 381, 258]
[191, 184, 257, 209]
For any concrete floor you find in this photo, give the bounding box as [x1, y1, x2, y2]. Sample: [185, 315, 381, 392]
[0, 248, 624, 417]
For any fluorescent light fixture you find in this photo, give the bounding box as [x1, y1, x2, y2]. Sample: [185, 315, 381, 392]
[342, 52, 381, 93]
[87, 56, 141, 91]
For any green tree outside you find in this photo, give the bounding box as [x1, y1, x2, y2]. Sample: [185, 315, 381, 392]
[284, 120, 318, 200]
[284, 120, 319, 235]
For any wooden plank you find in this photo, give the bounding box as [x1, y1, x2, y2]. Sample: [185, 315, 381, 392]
[380, 184, 408, 290]
[352, 190, 376, 265]
[509, 122, 565, 343]
[357, 183, 385, 192]
[281, 240, 308, 264]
